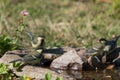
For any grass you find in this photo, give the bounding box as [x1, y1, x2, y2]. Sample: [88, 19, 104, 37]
[0, 0, 120, 49]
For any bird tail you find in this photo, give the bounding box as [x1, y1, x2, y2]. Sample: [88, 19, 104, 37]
[25, 30, 34, 40]
[9, 59, 22, 63]
[114, 35, 120, 42]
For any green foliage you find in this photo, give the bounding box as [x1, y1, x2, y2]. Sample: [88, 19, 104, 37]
[109, 0, 120, 18]
[112, 0, 120, 11]
[20, 76, 32, 80]
[0, 35, 18, 57]
[12, 62, 22, 71]
[45, 72, 62, 80]
[0, 63, 14, 80]
[0, 64, 62, 80]
[45, 72, 52, 80]
[0, 63, 32, 80]
[56, 76, 62, 80]
[0, 63, 9, 74]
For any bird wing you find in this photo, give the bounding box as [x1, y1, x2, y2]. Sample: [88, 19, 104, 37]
[21, 53, 42, 64]
[86, 48, 98, 56]
[9, 58, 22, 63]
[23, 52, 42, 60]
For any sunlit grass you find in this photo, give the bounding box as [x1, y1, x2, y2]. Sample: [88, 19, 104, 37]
[0, 0, 120, 49]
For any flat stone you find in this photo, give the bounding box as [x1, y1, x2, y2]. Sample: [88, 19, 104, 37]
[0, 50, 74, 80]
[15, 65, 74, 80]
[50, 50, 83, 71]
[0, 50, 22, 64]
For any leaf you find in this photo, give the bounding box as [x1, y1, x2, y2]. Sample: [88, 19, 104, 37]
[0, 63, 9, 74]
[0, 35, 18, 56]
[56, 77, 62, 80]
[20, 76, 32, 80]
[45, 72, 52, 80]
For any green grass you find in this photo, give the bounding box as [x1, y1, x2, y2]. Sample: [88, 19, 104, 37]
[0, 35, 18, 57]
[0, 0, 120, 49]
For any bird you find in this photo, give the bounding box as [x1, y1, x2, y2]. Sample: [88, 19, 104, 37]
[99, 35, 120, 63]
[9, 31, 45, 65]
[99, 35, 120, 54]
[9, 50, 43, 65]
[86, 40, 105, 56]
[86, 42, 106, 69]
[25, 31, 45, 52]
[86, 46, 104, 56]
[31, 36, 45, 50]
[113, 58, 120, 67]
[112, 52, 120, 67]
[85, 35, 120, 70]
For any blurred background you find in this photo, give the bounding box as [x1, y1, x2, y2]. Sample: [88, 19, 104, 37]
[0, 0, 120, 48]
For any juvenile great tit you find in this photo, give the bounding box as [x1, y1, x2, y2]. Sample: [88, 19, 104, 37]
[31, 36, 45, 50]
[9, 49, 43, 65]
[25, 31, 45, 51]
[99, 35, 120, 63]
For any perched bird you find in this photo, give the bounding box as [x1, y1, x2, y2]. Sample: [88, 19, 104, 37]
[9, 31, 45, 65]
[25, 31, 45, 52]
[9, 49, 43, 65]
[100, 35, 120, 53]
[86, 35, 120, 69]
[86, 45, 104, 56]
[99, 35, 120, 63]
[86, 44, 106, 69]
[31, 36, 45, 50]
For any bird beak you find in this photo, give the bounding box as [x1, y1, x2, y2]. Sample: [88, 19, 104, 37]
[36, 49, 42, 53]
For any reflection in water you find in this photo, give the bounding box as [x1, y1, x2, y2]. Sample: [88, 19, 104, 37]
[80, 68, 120, 80]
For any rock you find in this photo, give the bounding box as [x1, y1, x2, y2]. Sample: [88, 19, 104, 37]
[67, 62, 83, 79]
[0, 50, 75, 80]
[62, 46, 75, 52]
[77, 49, 87, 62]
[40, 47, 74, 65]
[50, 50, 83, 72]
[0, 50, 23, 66]
[15, 65, 74, 80]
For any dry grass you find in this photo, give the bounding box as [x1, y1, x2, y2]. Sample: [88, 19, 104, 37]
[0, 0, 120, 48]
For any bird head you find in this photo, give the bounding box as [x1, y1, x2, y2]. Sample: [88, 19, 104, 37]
[99, 35, 120, 53]
[31, 35, 45, 49]
[37, 36, 45, 41]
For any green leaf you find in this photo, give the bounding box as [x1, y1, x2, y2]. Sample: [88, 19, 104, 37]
[0, 63, 9, 74]
[56, 76, 62, 80]
[0, 34, 18, 56]
[20, 76, 32, 80]
[20, 76, 26, 80]
[13, 62, 22, 71]
[45, 72, 52, 80]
